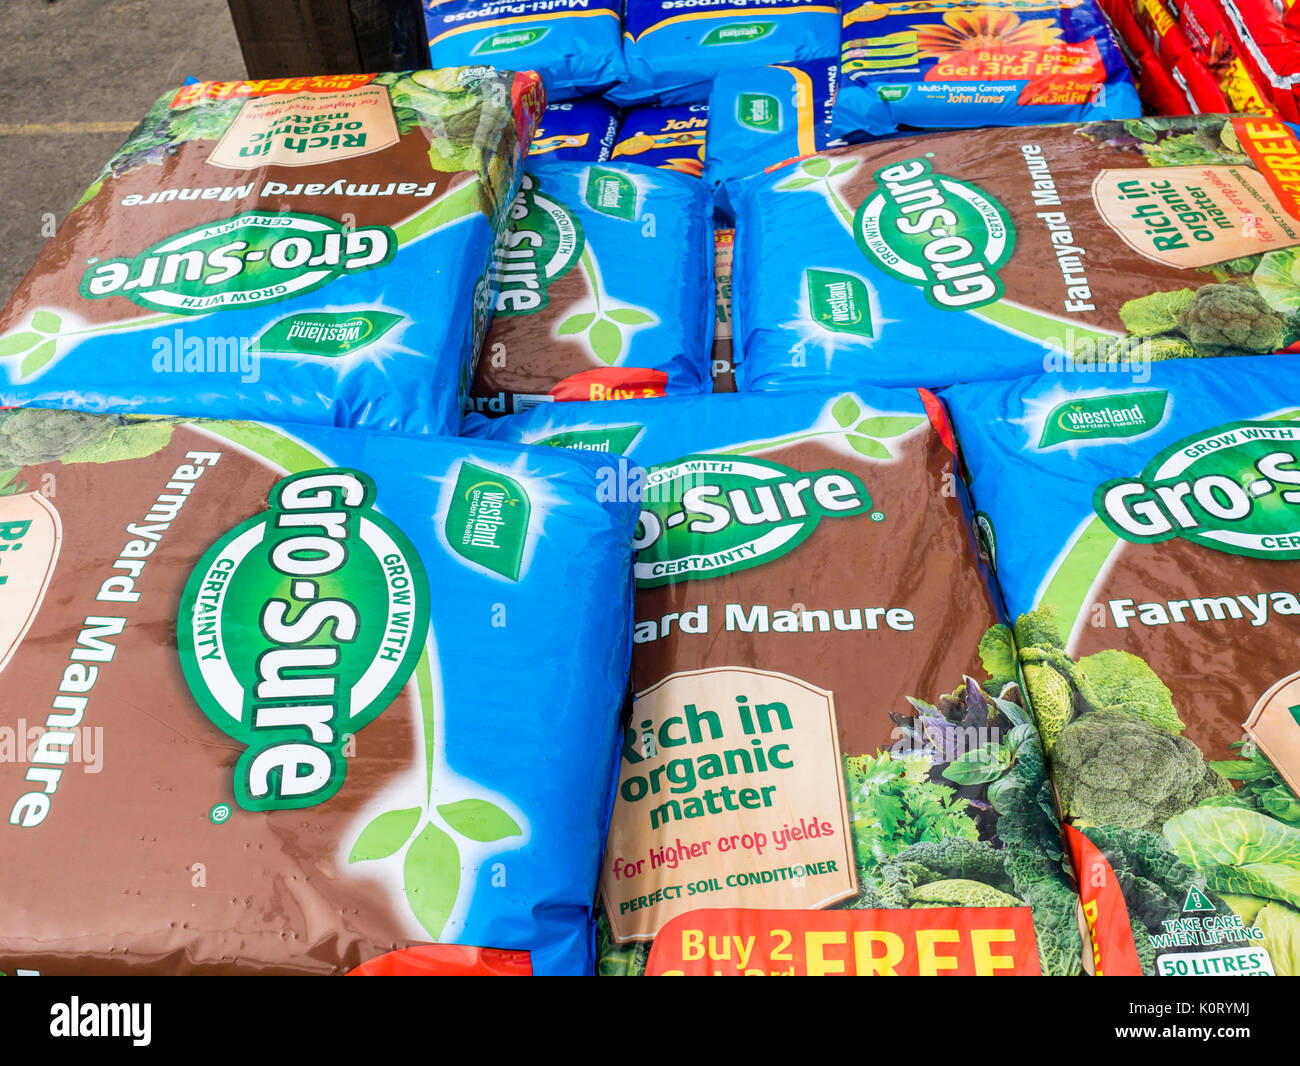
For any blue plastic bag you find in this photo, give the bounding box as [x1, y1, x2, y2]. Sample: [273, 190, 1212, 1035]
[705, 57, 840, 214]
[611, 104, 709, 176]
[942, 353, 1300, 976]
[0, 408, 638, 974]
[728, 115, 1300, 392]
[425, 0, 626, 100]
[832, 0, 1140, 139]
[530, 97, 621, 162]
[469, 159, 715, 413]
[465, 388, 1084, 976]
[0, 71, 544, 436]
[610, 0, 840, 106]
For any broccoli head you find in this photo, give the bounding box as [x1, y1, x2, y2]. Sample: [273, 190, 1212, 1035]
[1053, 711, 1231, 831]
[1077, 649, 1185, 735]
[1177, 284, 1285, 355]
[0, 408, 115, 468]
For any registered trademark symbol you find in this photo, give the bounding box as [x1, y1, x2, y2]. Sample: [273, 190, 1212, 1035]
[870, 511, 885, 522]
[209, 803, 232, 825]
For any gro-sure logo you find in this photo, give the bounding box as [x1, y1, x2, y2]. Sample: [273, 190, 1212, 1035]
[635, 455, 871, 587]
[1095, 420, 1300, 559]
[179, 470, 430, 811]
[472, 27, 548, 53]
[855, 157, 1014, 310]
[1039, 390, 1168, 448]
[494, 174, 585, 316]
[701, 21, 775, 45]
[81, 212, 396, 315]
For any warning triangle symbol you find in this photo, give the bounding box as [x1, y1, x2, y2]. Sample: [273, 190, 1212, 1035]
[1183, 886, 1215, 912]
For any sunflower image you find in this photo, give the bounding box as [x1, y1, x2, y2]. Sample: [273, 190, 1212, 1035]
[912, 8, 1064, 58]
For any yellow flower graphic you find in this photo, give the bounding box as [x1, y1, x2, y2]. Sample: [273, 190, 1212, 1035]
[912, 8, 1064, 58]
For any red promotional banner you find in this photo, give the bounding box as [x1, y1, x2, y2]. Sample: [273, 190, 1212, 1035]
[646, 906, 1042, 976]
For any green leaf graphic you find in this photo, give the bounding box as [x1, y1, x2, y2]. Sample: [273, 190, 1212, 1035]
[557, 312, 596, 336]
[607, 308, 654, 325]
[31, 311, 61, 335]
[437, 799, 523, 843]
[348, 807, 422, 863]
[849, 435, 891, 458]
[20, 340, 57, 378]
[776, 176, 817, 191]
[589, 317, 624, 364]
[0, 332, 39, 358]
[803, 156, 831, 177]
[831, 395, 861, 428]
[829, 160, 857, 177]
[854, 415, 923, 438]
[404, 822, 461, 940]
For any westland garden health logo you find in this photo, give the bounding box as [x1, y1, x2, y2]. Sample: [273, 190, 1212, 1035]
[1038, 390, 1169, 448]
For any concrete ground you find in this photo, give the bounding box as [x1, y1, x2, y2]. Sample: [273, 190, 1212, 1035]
[0, 0, 245, 303]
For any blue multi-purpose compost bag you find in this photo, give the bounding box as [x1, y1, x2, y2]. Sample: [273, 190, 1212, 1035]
[425, 0, 625, 100]
[943, 355, 1300, 977]
[469, 159, 714, 413]
[465, 389, 1086, 976]
[831, 0, 1139, 140]
[611, 103, 710, 175]
[610, 0, 840, 106]
[0, 71, 544, 436]
[729, 114, 1300, 392]
[529, 98, 621, 161]
[705, 57, 840, 214]
[0, 408, 637, 974]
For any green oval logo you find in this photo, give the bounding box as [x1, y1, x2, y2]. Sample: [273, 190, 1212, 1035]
[634, 455, 871, 588]
[472, 27, 549, 54]
[179, 469, 430, 811]
[80, 212, 396, 316]
[701, 21, 775, 45]
[855, 157, 1015, 311]
[1095, 420, 1300, 558]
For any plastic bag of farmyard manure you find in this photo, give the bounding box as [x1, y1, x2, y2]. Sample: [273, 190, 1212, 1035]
[611, 104, 709, 177]
[530, 98, 621, 162]
[944, 355, 1300, 977]
[730, 114, 1300, 393]
[425, 0, 625, 100]
[0, 408, 637, 975]
[464, 389, 1087, 976]
[831, 0, 1139, 140]
[713, 229, 738, 392]
[610, 0, 841, 106]
[0, 71, 543, 437]
[468, 160, 714, 414]
[705, 58, 839, 215]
